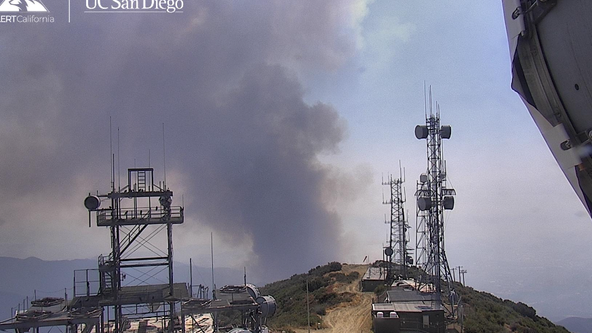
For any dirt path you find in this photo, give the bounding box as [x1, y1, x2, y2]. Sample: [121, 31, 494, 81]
[292, 264, 374, 333]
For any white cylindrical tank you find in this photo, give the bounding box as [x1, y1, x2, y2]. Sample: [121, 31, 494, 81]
[256, 296, 277, 318]
[245, 284, 260, 299]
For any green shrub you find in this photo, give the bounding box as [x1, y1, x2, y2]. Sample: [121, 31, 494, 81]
[373, 284, 387, 296]
[304, 276, 328, 292]
[308, 262, 342, 276]
[512, 302, 536, 319]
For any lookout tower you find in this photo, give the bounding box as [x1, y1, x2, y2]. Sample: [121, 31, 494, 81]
[83, 167, 184, 332]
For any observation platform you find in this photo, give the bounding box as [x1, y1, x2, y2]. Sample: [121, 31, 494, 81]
[71, 283, 190, 308]
[96, 207, 184, 226]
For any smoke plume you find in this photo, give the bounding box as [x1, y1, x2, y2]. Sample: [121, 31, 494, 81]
[0, 0, 369, 280]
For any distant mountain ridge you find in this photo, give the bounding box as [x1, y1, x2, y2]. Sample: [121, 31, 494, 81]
[0, 257, 95, 296]
[556, 317, 592, 333]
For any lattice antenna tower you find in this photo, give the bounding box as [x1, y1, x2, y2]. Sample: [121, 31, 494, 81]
[414, 89, 457, 314]
[382, 163, 411, 280]
[84, 167, 184, 333]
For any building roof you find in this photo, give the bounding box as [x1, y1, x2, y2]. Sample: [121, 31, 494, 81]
[372, 303, 396, 312]
[362, 266, 387, 281]
[380, 289, 444, 313]
[385, 289, 439, 303]
[391, 301, 443, 313]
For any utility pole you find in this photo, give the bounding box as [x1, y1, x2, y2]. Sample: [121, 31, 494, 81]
[306, 278, 311, 333]
[459, 269, 467, 286]
[454, 266, 463, 284]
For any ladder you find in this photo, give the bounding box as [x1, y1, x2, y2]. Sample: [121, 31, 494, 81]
[137, 170, 147, 191]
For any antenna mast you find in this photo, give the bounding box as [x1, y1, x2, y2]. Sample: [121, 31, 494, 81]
[414, 89, 457, 316]
[110, 117, 114, 192]
[162, 123, 166, 189]
[382, 163, 410, 281]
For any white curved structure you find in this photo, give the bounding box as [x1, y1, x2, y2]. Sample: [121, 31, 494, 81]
[503, 0, 592, 215]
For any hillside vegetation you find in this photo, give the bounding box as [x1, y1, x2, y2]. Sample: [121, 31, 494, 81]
[260, 262, 571, 333]
[259, 262, 361, 331]
[456, 283, 569, 333]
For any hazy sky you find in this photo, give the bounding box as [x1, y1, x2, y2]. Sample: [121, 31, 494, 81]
[1, 0, 590, 321]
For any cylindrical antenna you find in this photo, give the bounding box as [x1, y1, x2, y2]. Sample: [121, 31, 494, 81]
[429, 86, 433, 116]
[211, 232, 215, 299]
[162, 123, 166, 189]
[110, 117, 114, 191]
[117, 127, 121, 190]
[424, 81, 427, 118]
[403, 167, 406, 183]
[190, 258, 193, 297]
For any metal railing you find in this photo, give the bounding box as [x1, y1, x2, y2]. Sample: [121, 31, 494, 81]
[96, 206, 184, 225]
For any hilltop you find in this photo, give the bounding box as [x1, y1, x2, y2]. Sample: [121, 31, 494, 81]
[0, 258, 575, 332]
[456, 283, 569, 333]
[259, 262, 571, 333]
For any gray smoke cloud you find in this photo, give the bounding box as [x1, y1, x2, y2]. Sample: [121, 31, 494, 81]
[0, 0, 367, 281]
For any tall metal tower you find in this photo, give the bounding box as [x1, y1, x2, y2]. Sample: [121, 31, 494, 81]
[414, 101, 457, 311]
[382, 168, 411, 280]
[84, 167, 184, 333]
